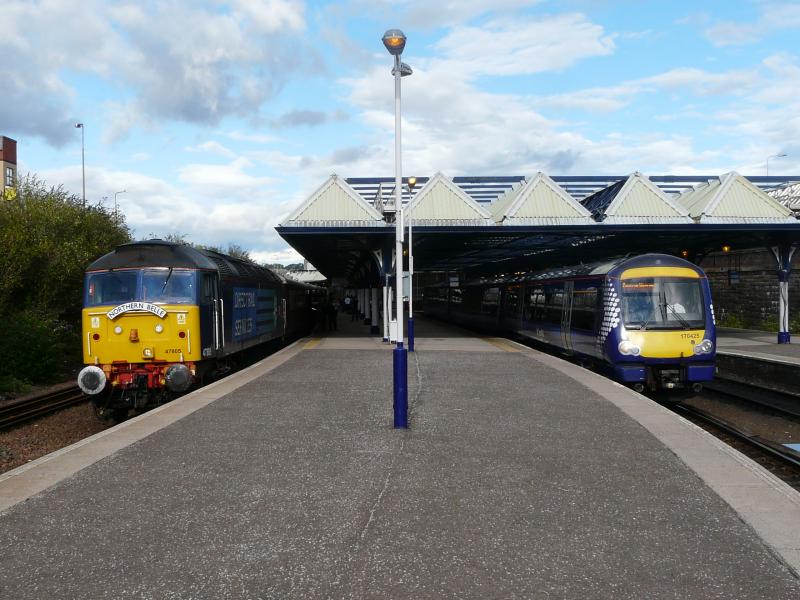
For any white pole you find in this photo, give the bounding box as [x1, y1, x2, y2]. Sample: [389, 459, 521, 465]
[383, 280, 389, 341]
[394, 54, 404, 347]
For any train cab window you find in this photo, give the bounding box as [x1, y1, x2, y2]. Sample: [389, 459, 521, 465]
[86, 271, 138, 306]
[621, 277, 704, 329]
[142, 270, 196, 304]
[481, 287, 500, 316]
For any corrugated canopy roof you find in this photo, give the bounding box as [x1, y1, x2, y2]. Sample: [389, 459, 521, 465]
[582, 173, 691, 224]
[497, 172, 594, 225]
[405, 172, 492, 225]
[281, 175, 386, 227]
[677, 172, 794, 223]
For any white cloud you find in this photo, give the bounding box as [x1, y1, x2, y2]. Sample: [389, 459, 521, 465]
[703, 2, 800, 46]
[185, 141, 238, 159]
[434, 13, 615, 78]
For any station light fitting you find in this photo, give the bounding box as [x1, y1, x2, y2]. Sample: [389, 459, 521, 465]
[722, 244, 732, 253]
[407, 176, 417, 190]
[680, 249, 689, 258]
[382, 29, 406, 55]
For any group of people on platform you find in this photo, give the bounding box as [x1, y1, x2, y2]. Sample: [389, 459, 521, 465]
[315, 293, 363, 332]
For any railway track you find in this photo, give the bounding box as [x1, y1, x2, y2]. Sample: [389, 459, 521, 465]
[0, 385, 86, 431]
[672, 403, 800, 470]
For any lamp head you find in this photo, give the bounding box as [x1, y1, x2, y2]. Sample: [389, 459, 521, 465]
[75, 122, 83, 129]
[407, 176, 417, 190]
[382, 29, 406, 56]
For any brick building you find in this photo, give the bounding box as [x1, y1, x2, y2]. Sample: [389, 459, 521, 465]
[0, 136, 17, 192]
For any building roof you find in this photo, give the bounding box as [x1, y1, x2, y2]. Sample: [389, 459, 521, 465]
[495, 172, 594, 225]
[281, 174, 386, 227]
[677, 171, 794, 223]
[581, 173, 692, 224]
[405, 172, 492, 225]
[769, 182, 800, 212]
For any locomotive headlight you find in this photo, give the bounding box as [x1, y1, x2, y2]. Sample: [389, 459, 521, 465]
[154, 324, 164, 334]
[143, 347, 154, 358]
[693, 339, 714, 355]
[114, 325, 123, 335]
[618, 340, 641, 356]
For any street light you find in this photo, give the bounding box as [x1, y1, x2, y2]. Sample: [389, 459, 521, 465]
[767, 153, 787, 176]
[75, 123, 85, 206]
[406, 176, 417, 353]
[114, 189, 126, 223]
[383, 28, 412, 429]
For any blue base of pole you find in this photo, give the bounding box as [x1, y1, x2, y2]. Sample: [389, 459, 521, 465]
[408, 317, 415, 352]
[382, 337, 389, 343]
[393, 343, 408, 428]
[778, 331, 791, 344]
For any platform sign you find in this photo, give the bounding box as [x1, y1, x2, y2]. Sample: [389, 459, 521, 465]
[233, 287, 275, 341]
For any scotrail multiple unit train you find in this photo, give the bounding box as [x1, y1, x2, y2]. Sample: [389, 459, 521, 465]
[425, 254, 716, 392]
[78, 240, 322, 420]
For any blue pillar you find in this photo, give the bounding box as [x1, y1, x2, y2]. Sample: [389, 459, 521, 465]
[408, 317, 415, 352]
[770, 244, 796, 344]
[393, 342, 408, 428]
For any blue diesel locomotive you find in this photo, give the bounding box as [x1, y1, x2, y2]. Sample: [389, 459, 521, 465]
[424, 254, 716, 392]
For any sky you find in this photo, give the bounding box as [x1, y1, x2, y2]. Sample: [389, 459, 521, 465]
[3, 0, 800, 264]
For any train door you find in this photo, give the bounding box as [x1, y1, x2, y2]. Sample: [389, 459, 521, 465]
[200, 272, 222, 355]
[281, 297, 288, 339]
[560, 281, 574, 351]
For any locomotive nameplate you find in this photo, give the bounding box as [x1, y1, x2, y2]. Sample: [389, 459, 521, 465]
[107, 302, 167, 320]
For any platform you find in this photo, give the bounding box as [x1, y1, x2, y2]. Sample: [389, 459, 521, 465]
[1, 318, 799, 598]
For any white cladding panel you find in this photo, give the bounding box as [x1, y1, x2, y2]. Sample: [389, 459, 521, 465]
[515, 182, 587, 218]
[677, 181, 720, 216]
[610, 179, 687, 218]
[409, 179, 489, 221]
[711, 177, 793, 219]
[293, 180, 381, 222]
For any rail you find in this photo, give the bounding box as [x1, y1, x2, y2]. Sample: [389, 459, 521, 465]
[0, 385, 86, 430]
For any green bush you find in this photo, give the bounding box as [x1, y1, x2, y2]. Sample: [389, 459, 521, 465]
[718, 311, 745, 329]
[0, 175, 131, 391]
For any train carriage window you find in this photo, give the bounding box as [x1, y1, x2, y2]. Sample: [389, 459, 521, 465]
[481, 287, 500, 316]
[524, 287, 545, 321]
[503, 286, 520, 316]
[543, 287, 564, 324]
[450, 288, 462, 304]
[571, 286, 598, 330]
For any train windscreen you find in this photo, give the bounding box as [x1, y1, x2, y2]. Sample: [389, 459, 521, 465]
[620, 277, 704, 330]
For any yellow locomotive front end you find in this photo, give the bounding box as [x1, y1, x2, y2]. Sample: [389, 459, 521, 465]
[78, 267, 204, 419]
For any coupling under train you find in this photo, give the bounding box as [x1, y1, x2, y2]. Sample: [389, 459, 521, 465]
[425, 253, 716, 392]
[78, 240, 322, 420]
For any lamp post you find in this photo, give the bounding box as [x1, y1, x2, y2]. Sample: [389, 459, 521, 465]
[767, 153, 787, 176]
[114, 189, 126, 223]
[75, 123, 85, 206]
[383, 28, 412, 429]
[406, 176, 417, 352]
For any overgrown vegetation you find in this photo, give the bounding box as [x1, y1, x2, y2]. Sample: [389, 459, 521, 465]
[0, 176, 131, 393]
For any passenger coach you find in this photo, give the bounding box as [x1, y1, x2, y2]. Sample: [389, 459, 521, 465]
[425, 254, 716, 392]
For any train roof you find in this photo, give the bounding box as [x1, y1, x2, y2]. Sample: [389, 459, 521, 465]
[459, 253, 703, 286]
[87, 240, 283, 283]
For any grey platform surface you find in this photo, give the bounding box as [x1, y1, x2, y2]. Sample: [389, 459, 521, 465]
[718, 328, 800, 363]
[1, 322, 800, 598]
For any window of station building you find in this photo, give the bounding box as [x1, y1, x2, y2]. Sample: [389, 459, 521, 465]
[5, 167, 13, 187]
[571, 285, 598, 331]
[481, 287, 500, 316]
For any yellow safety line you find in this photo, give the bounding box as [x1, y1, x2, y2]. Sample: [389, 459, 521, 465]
[483, 337, 520, 352]
[304, 338, 322, 350]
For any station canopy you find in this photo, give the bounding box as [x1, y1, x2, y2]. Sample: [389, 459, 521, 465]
[276, 172, 800, 285]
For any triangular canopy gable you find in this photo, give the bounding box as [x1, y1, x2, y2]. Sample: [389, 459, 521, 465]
[697, 172, 794, 223]
[405, 172, 492, 225]
[490, 180, 526, 221]
[281, 174, 385, 226]
[499, 172, 594, 225]
[601, 173, 692, 224]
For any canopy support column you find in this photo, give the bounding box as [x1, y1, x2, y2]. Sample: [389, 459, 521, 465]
[769, 244, 796, 344]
